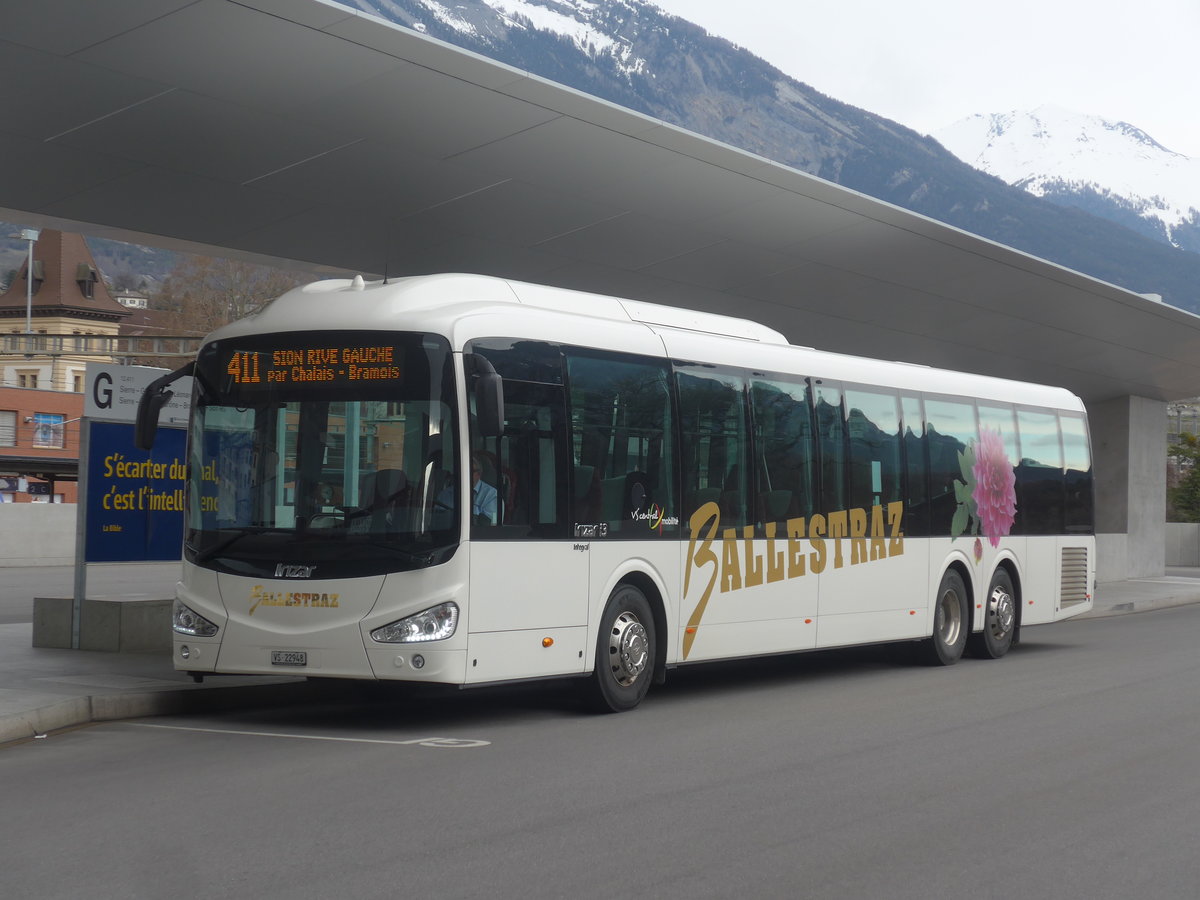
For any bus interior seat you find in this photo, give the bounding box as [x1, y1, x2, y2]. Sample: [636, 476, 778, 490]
[689, 487, 721, 513]
[762, 489, 792, 521]
[574, 464, 599, 521]
[601, 472, 650, 527]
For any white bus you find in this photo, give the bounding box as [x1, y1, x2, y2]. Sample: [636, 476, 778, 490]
[137, 274, 1094, 712]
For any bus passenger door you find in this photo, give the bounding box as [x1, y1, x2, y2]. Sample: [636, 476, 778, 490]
[465, 377, 590, 683]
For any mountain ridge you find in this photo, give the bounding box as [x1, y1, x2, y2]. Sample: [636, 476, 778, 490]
[339, 0, 1200, 311]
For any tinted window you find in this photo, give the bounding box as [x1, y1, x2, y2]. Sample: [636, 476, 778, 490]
[1061, 414, 1093, 534]
[813, 382, 845, 515]
[924, 398, 978, 537]
[751, 377, 816, 525]
[901, 394, 929, 537]
[1015, 409, 1063, 534]
[676, 366, 749, 530]
[567, 352, 676, 537]
[469, 338, 563, 384]
[469, 342, 569, 539]
[845, 388, 902, 510]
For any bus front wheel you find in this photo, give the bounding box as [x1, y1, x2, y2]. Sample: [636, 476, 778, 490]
[586, 584, 655, 713]
[919, 569, 968, 666]
[968, 569, 1017, 659]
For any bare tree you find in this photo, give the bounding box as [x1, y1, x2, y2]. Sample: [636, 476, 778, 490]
[153, 255, 308, 336]
[132, 255, 309, 368]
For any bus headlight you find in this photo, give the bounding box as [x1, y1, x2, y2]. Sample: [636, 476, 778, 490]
[173, 599, 218, 637]
[371, 602, 459, 643]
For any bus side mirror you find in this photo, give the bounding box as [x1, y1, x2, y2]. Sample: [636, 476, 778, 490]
[134, 389, 172, 450]
[468, 354, 505, 438]
[135, 361, 195, 451]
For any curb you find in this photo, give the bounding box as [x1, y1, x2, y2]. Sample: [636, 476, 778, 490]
[0, 680, 310, 747]
[1078, 593, 1200, 620]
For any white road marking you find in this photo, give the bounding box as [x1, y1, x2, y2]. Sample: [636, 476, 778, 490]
[125, 722, 489, 747]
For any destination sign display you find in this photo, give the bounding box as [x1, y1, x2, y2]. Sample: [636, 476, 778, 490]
[218, 343, 404, 389]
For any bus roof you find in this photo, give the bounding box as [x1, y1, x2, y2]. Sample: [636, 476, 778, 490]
[207, 273, 1084, 412]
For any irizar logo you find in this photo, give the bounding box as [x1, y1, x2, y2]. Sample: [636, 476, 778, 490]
[275, 563, 316, 578]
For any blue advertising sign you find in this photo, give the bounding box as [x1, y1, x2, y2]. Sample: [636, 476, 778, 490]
[85, 421, 188, 562]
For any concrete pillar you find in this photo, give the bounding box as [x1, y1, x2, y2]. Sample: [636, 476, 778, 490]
[1087, 395, 1166, 582]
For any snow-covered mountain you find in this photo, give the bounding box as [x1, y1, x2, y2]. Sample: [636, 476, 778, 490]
[936, 106, 1200, 252]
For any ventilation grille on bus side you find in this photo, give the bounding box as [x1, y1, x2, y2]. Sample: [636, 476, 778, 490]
[1060, 547, 1089, 607]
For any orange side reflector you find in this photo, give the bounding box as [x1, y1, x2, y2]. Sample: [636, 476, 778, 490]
[685, 626, 697, 635]
[542, 637, 554, 648]
[804, 618, 812, 625]
[909, 610, 916, 615]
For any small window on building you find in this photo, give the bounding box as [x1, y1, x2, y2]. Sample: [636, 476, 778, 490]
[0, 410, 16, 446]
[72, 372, 84, 392]
[76, 263, 98, 299]
[17, 371, 38, 389]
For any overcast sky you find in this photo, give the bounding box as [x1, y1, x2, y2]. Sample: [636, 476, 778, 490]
[650, 0, 1200, 156]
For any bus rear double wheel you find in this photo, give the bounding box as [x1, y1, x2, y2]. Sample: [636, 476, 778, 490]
[968, 568, 1017, 659]
[919, 568, 969, 666]
[586, 583, 656, 713]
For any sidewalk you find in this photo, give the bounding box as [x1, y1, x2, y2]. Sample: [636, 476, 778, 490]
[4, 567, 1200, 745]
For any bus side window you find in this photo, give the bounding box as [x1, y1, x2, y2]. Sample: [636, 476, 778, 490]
[1061, 414, 1093, 534]
[676, 366, 749, 530]
[814, 382, 846, 516]
[467, 340, 569, 540]
[474, 382, 568, 537]
[751, 377, 815, 529]
[1015, 409, 1065, 535]
[845, 388, 902, 511]
[900, 394, 929, 538]
[924, 397, 978, 536]
[566, 351, 675, 537]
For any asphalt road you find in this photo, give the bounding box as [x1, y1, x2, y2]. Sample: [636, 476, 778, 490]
[4, 604, 1199, 898]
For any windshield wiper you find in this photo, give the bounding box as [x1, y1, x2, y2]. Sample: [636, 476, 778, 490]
[357, 540, 436, 567]
[193, 526, 292, 563]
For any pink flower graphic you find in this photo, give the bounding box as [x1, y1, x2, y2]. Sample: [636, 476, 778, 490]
[972, 428, 1017, 547]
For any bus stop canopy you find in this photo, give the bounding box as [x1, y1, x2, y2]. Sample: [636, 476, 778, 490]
[2, 0, 1199, 404]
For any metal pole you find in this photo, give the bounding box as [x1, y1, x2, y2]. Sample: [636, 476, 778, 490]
[24, 234, 33, 335]
[73, 418, 91, 649]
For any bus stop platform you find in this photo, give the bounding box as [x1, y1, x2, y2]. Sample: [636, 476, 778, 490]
[4, 565, 1200, 746]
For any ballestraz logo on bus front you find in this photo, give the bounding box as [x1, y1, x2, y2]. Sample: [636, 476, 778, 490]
[682, 500, 905, 658]
[249, 586, 340, 616]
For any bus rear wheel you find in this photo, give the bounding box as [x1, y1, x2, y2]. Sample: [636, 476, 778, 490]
[586, 584, 655, 713]
[919, 569, 968, 666]
[968, 569, 1017, 659]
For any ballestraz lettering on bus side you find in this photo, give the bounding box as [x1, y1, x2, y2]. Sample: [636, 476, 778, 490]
[682, 500, 905, 658]
[249, 586, 340, 616]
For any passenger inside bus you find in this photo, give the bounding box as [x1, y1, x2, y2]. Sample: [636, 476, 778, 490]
[468, 453, 498, 524]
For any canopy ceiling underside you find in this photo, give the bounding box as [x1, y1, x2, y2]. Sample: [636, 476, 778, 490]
[2, 0, 1198, 403]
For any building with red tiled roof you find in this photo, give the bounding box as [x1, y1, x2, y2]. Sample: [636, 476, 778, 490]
[1, 229, 130, 393]
[1, 229, 132, 502]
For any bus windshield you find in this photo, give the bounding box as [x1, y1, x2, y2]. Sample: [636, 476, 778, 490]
[186, 330, 458, 578]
